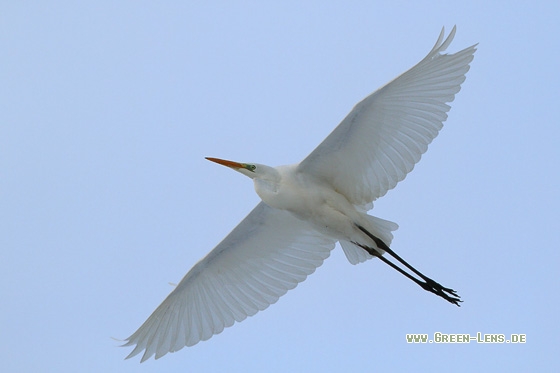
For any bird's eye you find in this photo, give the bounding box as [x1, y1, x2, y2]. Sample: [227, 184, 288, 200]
[247, 164, 256, 172]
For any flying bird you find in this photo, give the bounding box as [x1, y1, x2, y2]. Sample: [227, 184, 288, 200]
[124, 26, 476, 362]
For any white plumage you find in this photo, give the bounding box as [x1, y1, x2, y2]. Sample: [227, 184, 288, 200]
[124, 26, 476, 362]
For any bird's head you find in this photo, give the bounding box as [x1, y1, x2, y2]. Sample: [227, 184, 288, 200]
[206, 157, 282, 199]
[205, 157, 262, 179]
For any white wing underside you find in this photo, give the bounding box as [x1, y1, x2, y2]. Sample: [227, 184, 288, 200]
[299, 26, 477, 205]
[124, 202, 336, 362]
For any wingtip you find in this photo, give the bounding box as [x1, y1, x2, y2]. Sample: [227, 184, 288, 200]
[121, 337, 150, 362]
[431, 26, 458, 55]
[440, 25, 457, 51]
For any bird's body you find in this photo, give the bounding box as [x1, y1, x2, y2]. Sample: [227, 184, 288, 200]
[253, 163, 390, 254]
[124, 26, 477, 362]
[255, 164, 361, 241]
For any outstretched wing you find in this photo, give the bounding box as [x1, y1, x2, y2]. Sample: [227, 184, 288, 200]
[124, 202, 336, 362]
[298, 26, 477, 205]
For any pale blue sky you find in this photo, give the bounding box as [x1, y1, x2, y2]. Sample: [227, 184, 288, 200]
[2, 1, 559, 372]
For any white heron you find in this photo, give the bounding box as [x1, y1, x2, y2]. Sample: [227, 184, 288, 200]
[124, 26, 476, 362]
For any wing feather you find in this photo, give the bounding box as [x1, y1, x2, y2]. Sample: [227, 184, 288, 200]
[123, 202, 336, 362]
[298, 26, 477, 205]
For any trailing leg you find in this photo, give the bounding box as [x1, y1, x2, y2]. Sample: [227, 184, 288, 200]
[354, 225, 461, 306]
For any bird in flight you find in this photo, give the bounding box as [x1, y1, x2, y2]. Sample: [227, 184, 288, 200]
[124, 26, 476, 362]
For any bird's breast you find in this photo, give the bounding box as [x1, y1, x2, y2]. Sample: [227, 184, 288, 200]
[254, 175, 314, 214]
[254, 172, 360, 240]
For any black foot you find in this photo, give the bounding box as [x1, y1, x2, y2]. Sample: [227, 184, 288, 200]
[419, 278, 462, 307]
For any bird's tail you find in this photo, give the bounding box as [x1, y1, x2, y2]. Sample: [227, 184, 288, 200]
[340, 215, 398, 265]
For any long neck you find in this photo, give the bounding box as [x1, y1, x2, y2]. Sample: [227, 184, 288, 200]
[253, 165, 282, 204]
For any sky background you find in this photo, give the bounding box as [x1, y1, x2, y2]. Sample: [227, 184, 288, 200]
[2, 1, 559, 372]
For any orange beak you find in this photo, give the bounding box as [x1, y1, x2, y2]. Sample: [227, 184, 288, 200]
[205, 157, 244, 170]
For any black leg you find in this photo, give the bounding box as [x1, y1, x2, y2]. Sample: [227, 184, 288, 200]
[354, 225, 462, 306]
